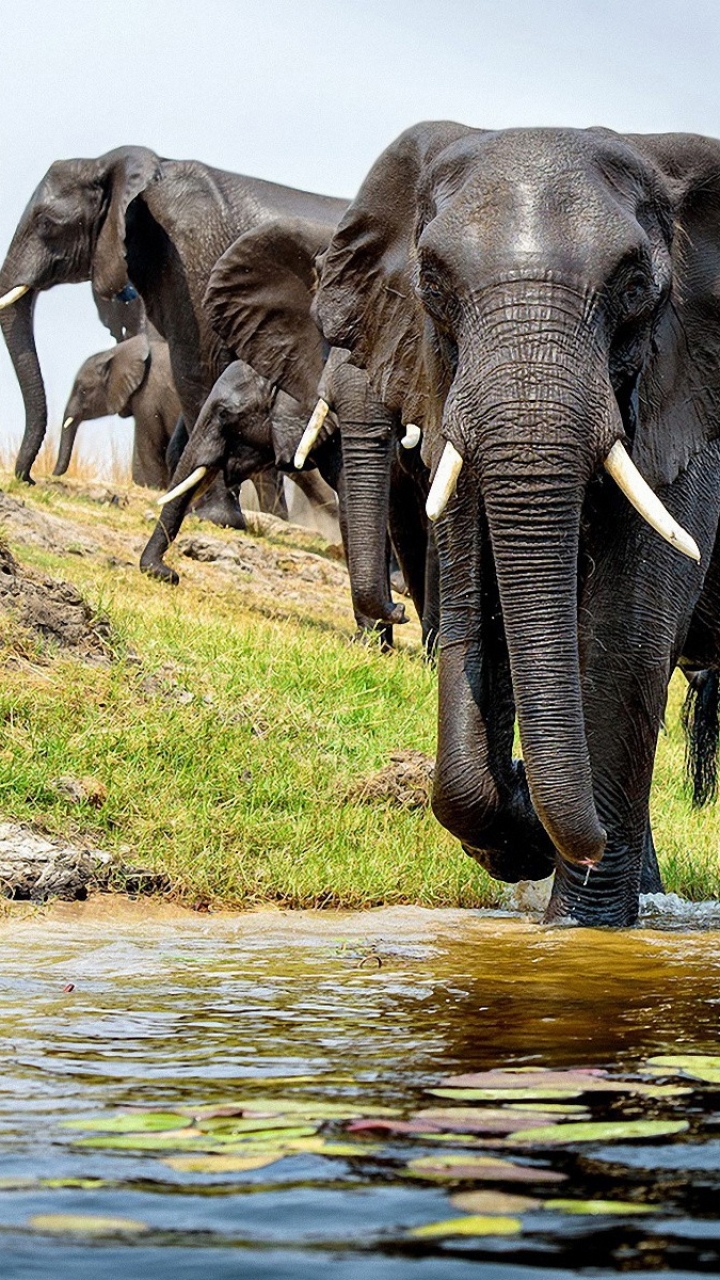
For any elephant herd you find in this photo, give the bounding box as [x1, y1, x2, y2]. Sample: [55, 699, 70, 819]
[3, 122, 720, 927]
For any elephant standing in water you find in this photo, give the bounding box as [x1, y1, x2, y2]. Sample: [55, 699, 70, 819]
[55, 335, 180, 489]
[0, 145, 345, 528]
[316, 123, 720, 927]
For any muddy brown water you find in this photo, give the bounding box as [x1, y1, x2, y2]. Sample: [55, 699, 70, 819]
[2, 898, 720, 1278]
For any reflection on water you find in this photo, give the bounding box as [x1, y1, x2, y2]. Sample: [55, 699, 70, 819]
[1, 901, 720, 1277]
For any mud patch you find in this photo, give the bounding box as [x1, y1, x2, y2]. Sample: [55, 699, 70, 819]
[345, 750, 435, 809]
[0, 541, 113, 662]
[0, 822, 167, 901]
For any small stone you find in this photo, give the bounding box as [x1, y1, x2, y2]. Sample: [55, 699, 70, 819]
[53, 776, 107, 808]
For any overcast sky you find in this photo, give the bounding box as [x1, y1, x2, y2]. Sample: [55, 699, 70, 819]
[2, 0, 720, 475]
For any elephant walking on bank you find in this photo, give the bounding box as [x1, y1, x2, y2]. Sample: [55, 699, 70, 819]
[314, 122, 720, 927]
[55, 335, 181, 489]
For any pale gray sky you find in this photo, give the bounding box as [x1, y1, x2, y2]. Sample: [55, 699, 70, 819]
[2, 0, 720, 474]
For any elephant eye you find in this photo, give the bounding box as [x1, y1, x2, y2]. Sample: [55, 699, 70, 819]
[35, 212, 62, 239]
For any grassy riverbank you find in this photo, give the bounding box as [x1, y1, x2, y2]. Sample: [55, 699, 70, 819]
[0, 473, 717, 907]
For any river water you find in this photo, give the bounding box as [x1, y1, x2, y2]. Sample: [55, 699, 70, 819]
[2, 898, 720, 1278]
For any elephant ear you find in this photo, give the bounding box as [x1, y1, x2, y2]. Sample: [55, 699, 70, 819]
[623, 133, 720, 487]
[315, 121, 473, 419]
[105, 334, 150, 415]
[93, 147, 162, 299]
[204, 217, 338, 410]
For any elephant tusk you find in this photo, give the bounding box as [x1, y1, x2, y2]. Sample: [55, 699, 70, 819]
[294, 398, 329, 468]
[401, 423, 421, 449]
[0, 284, 29, 310]
[156, 465, 208, 506]
[62, 416, 75, 431]
[604, 440, 700, 563]
[426, 441, 464, 522]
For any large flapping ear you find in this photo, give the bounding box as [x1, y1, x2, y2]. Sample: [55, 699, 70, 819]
[93, 148, 162, 299]
[106, 333, 151, 414]
[624, 132, 720, 488]
[315, 121, 472, 420]
[204, 217, 338, 410]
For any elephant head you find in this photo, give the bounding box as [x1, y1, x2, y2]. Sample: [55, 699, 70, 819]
[54, 333, 150, 475]
[316, 123, 720, 924]
[0, 147, 162, 479]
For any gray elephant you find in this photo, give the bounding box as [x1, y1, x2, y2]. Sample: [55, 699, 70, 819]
[54, 334, 181, 489]
[0, 145, 345, 530]
[139, 358, 343, 586]
[315, 122, 720, 927]
[192, 215, 438, 648]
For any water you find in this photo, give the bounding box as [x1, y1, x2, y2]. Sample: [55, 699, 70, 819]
[2, 898, 720, 1278]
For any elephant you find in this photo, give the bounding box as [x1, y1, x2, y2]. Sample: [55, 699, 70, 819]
[0, 145, 346, 528]
[314, 122, 720, 927]
[138, 357, 343, 586]
[192, 215, 439, 649]
[54, 334, 181, 489]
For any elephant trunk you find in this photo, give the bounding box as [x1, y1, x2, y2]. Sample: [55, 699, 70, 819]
[140, 432, 218, 583]
[340, 425, 406, 627]
[434, 289, 619, 869]
[0, 289, 46, 481]
[53, 413, 81, 476]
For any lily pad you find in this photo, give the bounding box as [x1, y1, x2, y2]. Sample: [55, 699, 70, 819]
[204, 1125, 318, 1144]
[439, 1070, 607, 1090]
[219, 1099, 398, 1120]
[509, 1104, 589, 1115]
[544, 1198, 658, 1215]
[646, 1055, 720, 1084]
[40, 1178, 111, 1190]
[406, 1154, 567, 1182]
[508, 1119, 689, 1145]
[164, 1153, 285, 1174]
[197, 1116, 320, 1134]
[451, 1190, 539, 1215]
[410, 1214, 522, 1238]
[29, 1213, 148, 1235]
[428, 1088, 583, 1103]
[73, 1131, 211, 1152]
[414, 1108, 563, 1134]
[347, 1118, 442, 1135]
[61, 1112, 189, 1133]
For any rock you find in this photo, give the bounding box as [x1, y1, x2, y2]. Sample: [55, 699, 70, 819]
[0, 822, 169, 902]
[0, 540, 114, 662]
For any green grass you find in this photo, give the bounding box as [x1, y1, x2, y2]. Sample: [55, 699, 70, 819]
[0, 477, 717, 908]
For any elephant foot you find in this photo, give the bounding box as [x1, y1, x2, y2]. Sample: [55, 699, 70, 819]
[545, 846, 641, 927]
[15, 470, 34, 485]
[191, 484, 246, 530]
[140, 557, 179, 587]
[639, 824, 663, 894]
[462, 838, 555, 884]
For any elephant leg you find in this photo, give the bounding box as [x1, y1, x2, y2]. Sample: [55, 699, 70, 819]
[191, 478, 247, 530]
[548, 455, 720, 925]
[253, 467, 289, 519]
[639, 823, 663, 895]
[131, 417, 170, 490]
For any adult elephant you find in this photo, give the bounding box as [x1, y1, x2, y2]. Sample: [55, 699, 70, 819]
[0, 146, 346, 526]
[194, 215, 438, 648]
[55, 334, 180, 489]
[315, 122, 720, 927]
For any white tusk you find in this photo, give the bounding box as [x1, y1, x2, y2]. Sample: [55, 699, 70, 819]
[426, 441, 464, 522]
[294, 398, 329, 468]
[156, 465, 208, 506]
[62, 416, 75, 431]
[401, 423, 421, 449]
[0, 284, 29, 310]
[604, 440, 700, 563]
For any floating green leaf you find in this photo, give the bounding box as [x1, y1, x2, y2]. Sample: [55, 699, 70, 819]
[509, 1104, 589, 1115]
[544, 1198, 658, 1215]
[203, 1125, 318, 1144]
[508, 1119, 689, 1145]
[406, 1154, 566, 1182]
[73, 1131, 210, 1152]
[646, 1055, 720, 1084]
[61, 1112, 189, 1133]
[439, 1070, 608, 1091]
[410, 1214, 522, 1238]
[164, 1152, 285, 1174]
[40, 1178, 111, 1190]
[29, 1213, 148, 1235]
[197, 1116, 318, 1134]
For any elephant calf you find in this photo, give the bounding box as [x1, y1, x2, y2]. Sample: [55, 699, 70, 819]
[55, 335, 181, 489]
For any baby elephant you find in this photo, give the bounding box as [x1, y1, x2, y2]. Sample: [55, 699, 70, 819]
[55, 335, 181, 489]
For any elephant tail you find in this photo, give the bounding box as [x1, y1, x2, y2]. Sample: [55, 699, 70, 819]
[682, 670, 719, 807]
